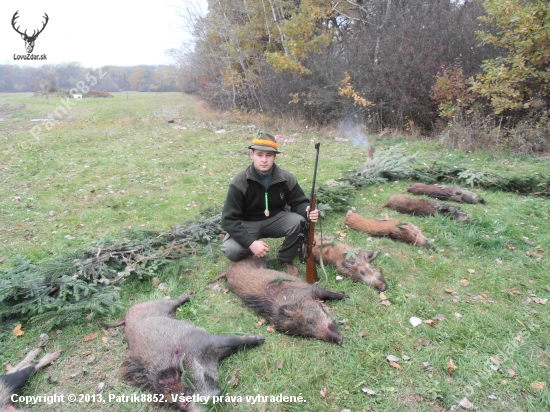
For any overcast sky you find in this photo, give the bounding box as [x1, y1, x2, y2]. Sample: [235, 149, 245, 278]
[1, 0, 206, 68]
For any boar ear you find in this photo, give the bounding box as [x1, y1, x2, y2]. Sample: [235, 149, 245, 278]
[342, 260, 353, 268]
[359, 250, 380, 262]
[279, 304, 296, 318]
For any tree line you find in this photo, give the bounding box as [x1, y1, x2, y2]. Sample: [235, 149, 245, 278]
[177, 0, 549, 142]
[0, 63, 182, 93]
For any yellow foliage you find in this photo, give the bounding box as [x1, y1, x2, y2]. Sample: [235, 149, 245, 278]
[471, 0, 550, 114]
[338, 73, 374, 108]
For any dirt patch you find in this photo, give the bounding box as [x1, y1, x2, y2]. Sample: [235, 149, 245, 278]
[0, 101, 26, 120]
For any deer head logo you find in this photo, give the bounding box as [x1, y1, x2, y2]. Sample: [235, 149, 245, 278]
[11, 11, 49, 54]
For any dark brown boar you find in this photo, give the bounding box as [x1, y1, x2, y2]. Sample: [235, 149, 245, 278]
[383, 194, 473, 223]
[1, 348, 62, 412]
[345, 210, 433, 249]
[311, 236, 387, 291]
[113, 293, 264, 411]
[225, 256, 347, 344]
[407, 183, 485, 204]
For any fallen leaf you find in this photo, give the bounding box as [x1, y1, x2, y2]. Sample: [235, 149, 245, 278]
[531, 382, 546, 391]
[358, 331, 366, 338]
[459, 397, 474, 410]
[85, 355, 96, 364]
[362, 387, 376, 396]
[12, 324, 24, 337]
[256, 317, 266, 326]
[409, 317, 422, 327]
[429, 255, 435, 262]
[266, 325, 276, 332]
[389, 361, 401, 369]
[379, 292, 388, 300]
[101, 336, 108, 344]
[435, 313, 446, 321]
[387, 355, 399, 362]
[320, 387, 328, 398]
[380, 300, 391, 306]
[84, 332, 98, 342]
[507, 369, 516, 378]
[516, 319, 526, 327]
[447, 358, 458, 375]
[467, 269, 475, 274]
[444, 288, 454, 293]
[460, 278, 469, 287]
[228, 374, 239, 386]
[275, 360, 283, 369]
[424, 319, 438, 327]
[402, 355, 411, 361]
[490, 357, 500, 366]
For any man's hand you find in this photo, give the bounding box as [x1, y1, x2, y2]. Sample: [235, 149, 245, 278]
[306, 207, 319, 223]
[250, 240, 270, 258]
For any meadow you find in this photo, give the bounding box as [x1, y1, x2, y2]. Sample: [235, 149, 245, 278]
[0, 92, 549, 411]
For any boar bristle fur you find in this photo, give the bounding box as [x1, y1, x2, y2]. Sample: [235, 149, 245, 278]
[119, 292, 264, 410]
[225, 257, 347, 344]
[311, 236, 387, 291]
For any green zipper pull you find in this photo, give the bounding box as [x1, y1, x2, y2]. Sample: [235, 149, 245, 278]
[264, 192, 269, 216]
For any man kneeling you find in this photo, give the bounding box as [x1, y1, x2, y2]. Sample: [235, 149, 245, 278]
[221, 132, 318, 276]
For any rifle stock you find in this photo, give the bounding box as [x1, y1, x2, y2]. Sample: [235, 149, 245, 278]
[305, 193, 319, 284]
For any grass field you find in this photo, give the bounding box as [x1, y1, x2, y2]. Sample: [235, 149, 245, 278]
[1, 92, 549, 411]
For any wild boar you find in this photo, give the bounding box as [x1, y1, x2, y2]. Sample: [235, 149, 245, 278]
[108, 293, 264, 411]
[311, 236, 387, 291]
[407, 183, 485, 204]
[345, 210, 433, 249]
[225, 256, 347, 344]
[383, 194, 473, 223]
[1, 348, 62, 412]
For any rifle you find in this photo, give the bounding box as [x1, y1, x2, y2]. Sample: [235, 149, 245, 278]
[301, 143, 321, 284]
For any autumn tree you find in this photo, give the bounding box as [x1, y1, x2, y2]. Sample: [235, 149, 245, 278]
[129, 67, 148, 91]
[471, 0, 550, 115]
[182, 0, 494, 130]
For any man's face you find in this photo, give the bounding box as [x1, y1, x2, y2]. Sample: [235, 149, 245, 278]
[251, 149, 276, 173]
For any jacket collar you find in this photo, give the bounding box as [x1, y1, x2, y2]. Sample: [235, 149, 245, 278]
[245, 162, 286, 186]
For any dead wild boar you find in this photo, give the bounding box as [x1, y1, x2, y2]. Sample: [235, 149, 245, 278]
[311, 235, 387, 291]
[1, 348, 62, 412]
[345, 210, 433, 249]
[108, 293, 264, 411]
[407, 183, 485, 204]
[225, 256, 347, 344]
[383, 194, 473, 223]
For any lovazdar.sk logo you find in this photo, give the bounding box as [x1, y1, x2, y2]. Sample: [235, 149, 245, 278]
[11, 10, 49, 60]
